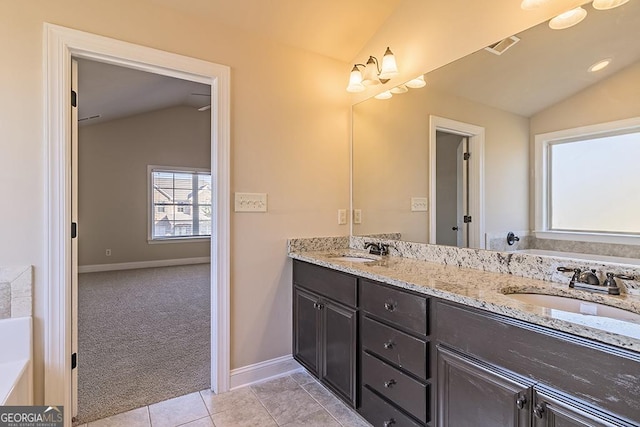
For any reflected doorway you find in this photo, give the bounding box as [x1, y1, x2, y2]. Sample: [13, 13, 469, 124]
[435, 131, 469, 247]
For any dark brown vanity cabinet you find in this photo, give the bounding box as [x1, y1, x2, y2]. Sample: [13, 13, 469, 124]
[359, 279, 430, 426]
[434, 300, 640, 427]
[292, 261, 358, 406]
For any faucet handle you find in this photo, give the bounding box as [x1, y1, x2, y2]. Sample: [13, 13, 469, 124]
[614, 273, 636, 281]
[557, 267, 580, 287]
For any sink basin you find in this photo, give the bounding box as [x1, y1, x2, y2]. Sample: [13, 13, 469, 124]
[330, 256, 377, 263]
[505, 293, 640, 323]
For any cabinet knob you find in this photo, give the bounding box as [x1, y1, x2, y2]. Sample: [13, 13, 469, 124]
[533, 403, 545, 419]
[313, 302, 323, 310]
[383, 419, 396, 427]
[516, 395, 527, 410]
[384, 302, 396, 312]
[384, 379, 396, 388]
[383, 341, 394, 350]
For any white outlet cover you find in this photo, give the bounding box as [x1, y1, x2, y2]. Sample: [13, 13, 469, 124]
[354, 209, 362, 224]
[235, 192, 268, 212]
[411, 197, 428, 212]
[338, 209, 347, 225]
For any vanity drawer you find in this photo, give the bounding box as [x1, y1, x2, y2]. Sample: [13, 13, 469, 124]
[361, 315, 429, 380]
[360, 386, 424, 427]
[362, 351, 429, 423]
[293, 260, 357, 307]
[360, 279, 428, 336]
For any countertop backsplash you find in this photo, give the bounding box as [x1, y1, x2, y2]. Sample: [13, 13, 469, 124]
[0, 266, 33, 319]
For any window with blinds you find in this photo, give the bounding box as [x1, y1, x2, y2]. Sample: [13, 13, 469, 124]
[150, 167, 212, 240]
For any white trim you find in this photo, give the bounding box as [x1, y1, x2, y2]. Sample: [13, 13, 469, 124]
[78, 257, 210, 273]
[534, 117, 640, 244]
[428, 116, 485, 249]
[44, 24, 231, 423]
[229, 356, 303, 390]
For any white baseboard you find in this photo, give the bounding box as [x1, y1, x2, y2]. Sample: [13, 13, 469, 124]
[229, 355, 303, 390]
[78, 257, 210, 273]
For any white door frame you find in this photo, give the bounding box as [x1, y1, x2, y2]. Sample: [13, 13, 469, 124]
[44, 23, 231, 423]
[429, 116, 485, 249]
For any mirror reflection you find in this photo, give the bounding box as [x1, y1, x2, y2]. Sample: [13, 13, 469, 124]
[352, 1, 640, 258]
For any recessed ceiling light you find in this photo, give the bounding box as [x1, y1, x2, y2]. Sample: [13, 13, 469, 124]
[549, 7, 587, 30]
[588, 59, 612, 73]
[520, 0, 552, 10]
[592, 0, 629, 10]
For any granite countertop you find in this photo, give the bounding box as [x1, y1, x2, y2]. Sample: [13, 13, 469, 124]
[289, 249, 640, 352]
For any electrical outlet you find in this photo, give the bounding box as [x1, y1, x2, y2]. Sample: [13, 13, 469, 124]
[234, 192, 268, 212]
[411, 197, 428, 212]
[338, 209, 347, 225]
[105, 249, 111, 256]
[354, 209, 362, 224]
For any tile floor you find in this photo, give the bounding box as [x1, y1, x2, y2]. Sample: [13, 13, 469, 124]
[76, 371, 371, 427]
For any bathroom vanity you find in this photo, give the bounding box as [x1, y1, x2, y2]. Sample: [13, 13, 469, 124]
[290, 250, 640, 427]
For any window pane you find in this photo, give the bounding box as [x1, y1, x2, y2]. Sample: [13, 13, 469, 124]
[151, 169, 211, 239]
[550, 131, 640, 234]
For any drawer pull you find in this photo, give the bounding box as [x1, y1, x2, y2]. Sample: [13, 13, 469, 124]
[384, 379, 396, 388]
[384, 302, 396, 312]
[313, 302, 324, 310]
[383, 341, 394, 350]
[383, 419, 396, 427]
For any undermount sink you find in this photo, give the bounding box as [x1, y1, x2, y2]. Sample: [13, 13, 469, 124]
[504, 293, 640, 323]
[330, 255, 377, 263]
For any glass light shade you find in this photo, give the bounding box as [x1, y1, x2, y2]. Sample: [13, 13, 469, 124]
[346, 65, 365, 93]
[592, 0, 629, 10]
[362, 57, 381, 86]
[390, 85, 408, 94]
[374, 90, 392, 100]
[379, 47, 399, 80]
[405, 75, 426, 88]
[520, 0, 551, 10]
[549, 7, 587, 30]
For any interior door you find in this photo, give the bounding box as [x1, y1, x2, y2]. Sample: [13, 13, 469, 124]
[456, 137, 469, 248]
[71, 58, 79, 419]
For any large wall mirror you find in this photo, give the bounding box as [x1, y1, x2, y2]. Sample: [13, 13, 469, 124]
[352, 1, 640, 255]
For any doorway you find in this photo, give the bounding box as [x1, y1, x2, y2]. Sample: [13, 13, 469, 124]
[435, 131, 469, 247]
[44, 24, 230, 426]
[73, 57, 214, 422]
[428, 116, 485, 249]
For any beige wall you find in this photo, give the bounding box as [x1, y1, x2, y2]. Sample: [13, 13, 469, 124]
[1, 1, 350, 404]
[353, 87, 530, 243]
[78, 106, 211, 266]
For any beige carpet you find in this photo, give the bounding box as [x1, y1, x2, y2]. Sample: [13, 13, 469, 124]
[77, 264, 211, 424]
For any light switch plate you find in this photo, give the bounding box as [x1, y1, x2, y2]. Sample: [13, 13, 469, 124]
[353, 209, 362, 224]
[235, 192, 267, 212]
[338, 209, 347, 225]
[411, 197, 428, 212]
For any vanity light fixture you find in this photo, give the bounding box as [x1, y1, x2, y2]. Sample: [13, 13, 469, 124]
[346, 47, 399, 93]
[549, 6, 587, 30]
[520, 0, 552, 10]
[390, 84, 408, 94]
[592, 0, 630, 10]
[374, 90, 393, 100]
[405, 75, 426, 88]
[588, 58, 612, 72]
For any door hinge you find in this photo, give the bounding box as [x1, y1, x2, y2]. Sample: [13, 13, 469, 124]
[71, 352, 77, 369]
[463, 215, 472, 223]
[463, 152, 471, 160]
[71, 90, 77, 107]
[71, 222, 77, 239]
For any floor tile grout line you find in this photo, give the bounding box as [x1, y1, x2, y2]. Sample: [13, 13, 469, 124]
[198, 389, 213, 417]
[297, 381, 346, 426]
[249, 381, 282, 425]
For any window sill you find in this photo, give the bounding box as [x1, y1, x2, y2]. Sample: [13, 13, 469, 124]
[534, 230, 640, 246]
[148, 237, 211, 244]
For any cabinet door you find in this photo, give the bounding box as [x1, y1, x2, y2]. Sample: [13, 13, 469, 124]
[436, 345, 533, 427]
[322, 300, 357, 406]
[293, 287, 320, 375]
[532, 389, 628, 427]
